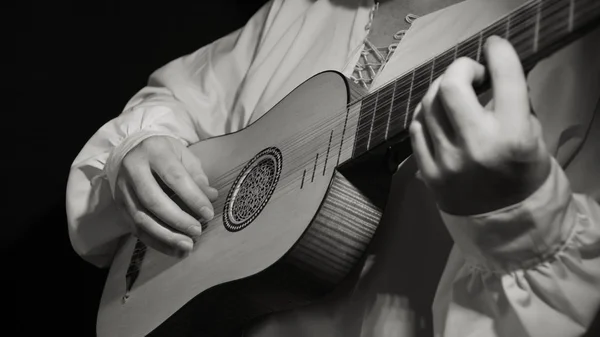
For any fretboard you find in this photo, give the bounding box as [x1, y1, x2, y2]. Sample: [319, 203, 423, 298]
[352, 0, 600, 159]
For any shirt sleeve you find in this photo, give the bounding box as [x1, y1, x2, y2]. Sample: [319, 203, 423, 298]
[65, 1, 276, 268]
[433, 157, 600, 337]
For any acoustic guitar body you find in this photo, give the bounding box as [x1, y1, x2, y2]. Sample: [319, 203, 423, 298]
[97, 71, 406, 337]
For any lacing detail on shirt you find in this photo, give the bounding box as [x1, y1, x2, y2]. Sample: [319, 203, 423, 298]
[351, 3, 419, 90]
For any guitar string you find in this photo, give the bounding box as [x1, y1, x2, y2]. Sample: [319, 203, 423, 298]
[172, 0, 568, 191]
[189, 0, 573, 189]
[128, 0, 593, 261]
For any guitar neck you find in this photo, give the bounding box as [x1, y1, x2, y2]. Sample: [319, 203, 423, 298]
[352, 0, 600, 159]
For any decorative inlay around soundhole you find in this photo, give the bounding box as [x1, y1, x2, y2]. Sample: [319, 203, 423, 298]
[223, 147, 283, 232]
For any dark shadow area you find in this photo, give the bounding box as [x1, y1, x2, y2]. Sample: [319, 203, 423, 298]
[9, 1, 269, 336]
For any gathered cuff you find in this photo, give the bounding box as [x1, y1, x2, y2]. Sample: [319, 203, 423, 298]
[440, 158, 578, 272]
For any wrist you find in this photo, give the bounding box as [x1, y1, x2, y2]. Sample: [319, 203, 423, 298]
[439, 157, 574, 271]
[436, 152, 552, 216]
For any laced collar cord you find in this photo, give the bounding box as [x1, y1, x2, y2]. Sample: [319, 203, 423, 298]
[350, 3, 419, 90]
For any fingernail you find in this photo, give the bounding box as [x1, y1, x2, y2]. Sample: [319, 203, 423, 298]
[177, 240, 193, 257]
[191, 222, 203, 236]
[200, 206, 214, 221]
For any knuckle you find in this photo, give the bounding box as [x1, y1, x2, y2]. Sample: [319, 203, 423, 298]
[409, 122, 420, 137]
[145, 198, 161, 212]
[164, 165, 186, 183]
[465, 144, 485, 163]
[139, 191, 161, 211]
[508, 135, 537, 158]
[439, 152, 462, 175]
[467, 146, 496, 169]
[439, 77, 460, 97]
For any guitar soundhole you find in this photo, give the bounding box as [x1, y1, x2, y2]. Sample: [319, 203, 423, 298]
[223, 147, 283, 232]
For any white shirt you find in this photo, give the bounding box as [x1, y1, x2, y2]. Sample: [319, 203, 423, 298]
[65, 0, 600, 336]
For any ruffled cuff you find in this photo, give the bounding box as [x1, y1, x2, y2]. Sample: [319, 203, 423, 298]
[104, 130, 187, 199]
[440, 157, 578, 272]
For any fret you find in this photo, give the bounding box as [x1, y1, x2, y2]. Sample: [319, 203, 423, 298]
[569, 0, 574, 31]
[456, 34, 480, 61]
[384, 80, 396, 140]
[366, 91, 379, 149]
[534, 0, 542, 52]
[476, 31, 483, 62]
[507, 0, 540, 61]
[370, 84, 394, 148]
[403, 70, 416, 129]
[352, 92, 377, 158]
[432, 48, 456, 79]
[388, 74, 412, 138]
[538, 0, 571, 51]
[407, 62, 433, 127]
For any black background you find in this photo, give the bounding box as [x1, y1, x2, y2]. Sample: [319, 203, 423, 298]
[8, 1, 267, 336]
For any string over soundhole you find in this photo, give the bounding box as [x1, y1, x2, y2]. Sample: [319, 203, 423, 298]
[223, 147, 283, 232]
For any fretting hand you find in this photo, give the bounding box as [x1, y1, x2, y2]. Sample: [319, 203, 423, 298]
[114, 136, 219, 257]
[409, 36, 552, 216]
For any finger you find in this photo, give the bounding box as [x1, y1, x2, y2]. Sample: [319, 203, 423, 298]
[124, 161, 204, 238]
[151, 154, 215, 222]
[180, 149, 219, 202]
[483, 36, 529, 119]
[420, 76, 455, 148]
[119, 179, 194, 258]
[409, 111, 438, 181]
[439, 57, 486, 134]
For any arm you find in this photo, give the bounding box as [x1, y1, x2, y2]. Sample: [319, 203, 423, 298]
[408, 35, 600, 336]
[434, 158, 600, 336]
[66, 1, 275, 268]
